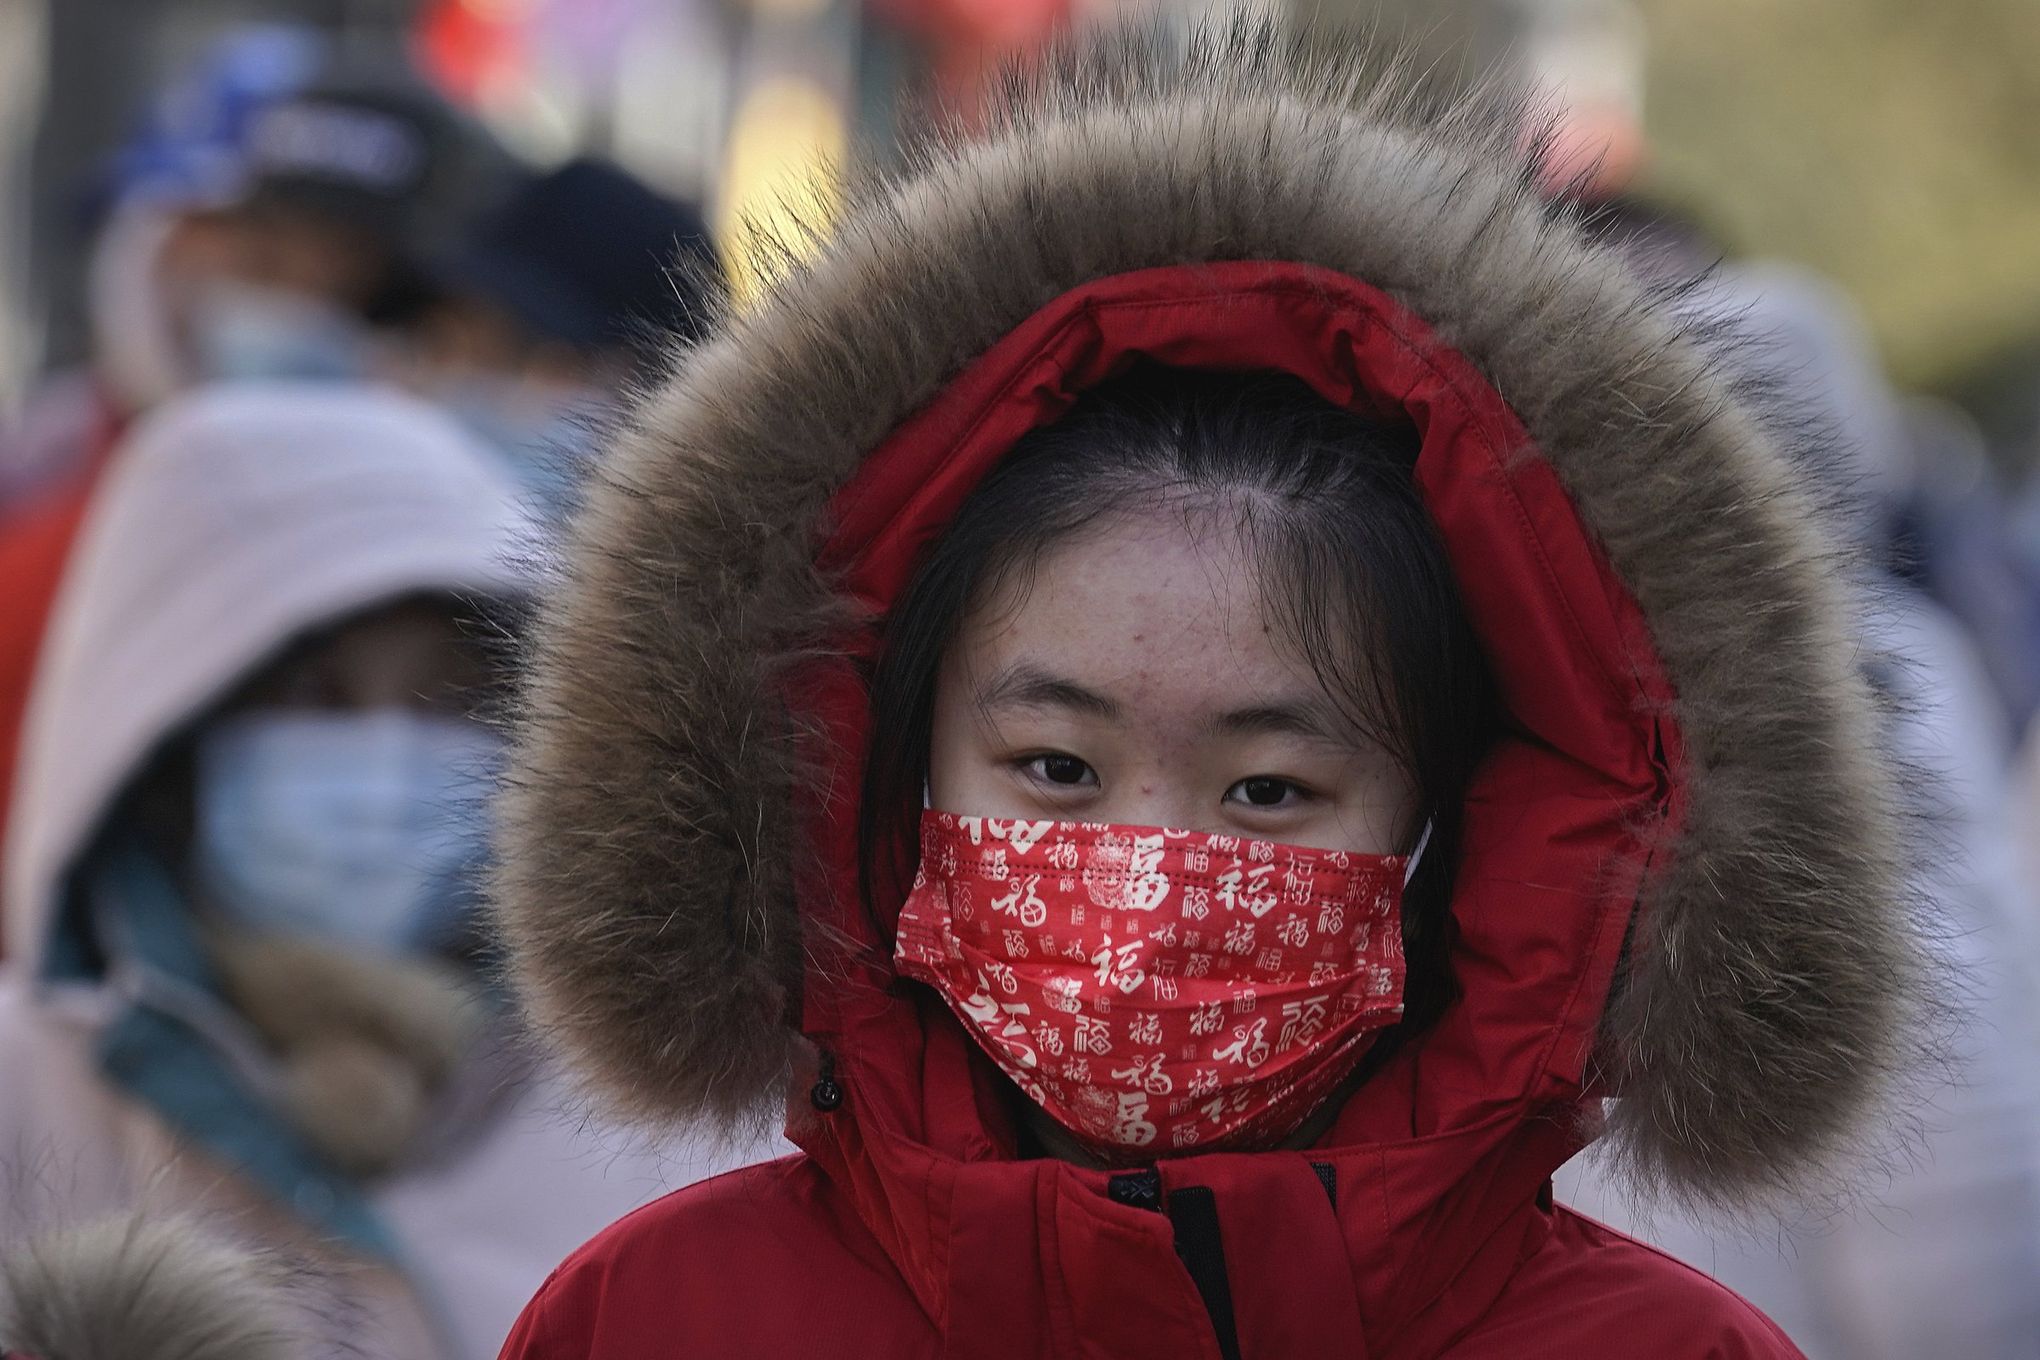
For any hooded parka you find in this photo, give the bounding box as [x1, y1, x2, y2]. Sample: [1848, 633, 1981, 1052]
[494, 26, 1923, 1360]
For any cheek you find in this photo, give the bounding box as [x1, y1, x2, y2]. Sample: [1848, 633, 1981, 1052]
[1347, 762, 1420, 854]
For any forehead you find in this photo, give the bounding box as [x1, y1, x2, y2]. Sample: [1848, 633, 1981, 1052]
[952, 508, 1326, 714]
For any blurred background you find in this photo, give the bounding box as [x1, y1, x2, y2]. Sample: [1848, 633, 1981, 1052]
[1, 2, 2038, 1358]
[5, 0, 2040, 421]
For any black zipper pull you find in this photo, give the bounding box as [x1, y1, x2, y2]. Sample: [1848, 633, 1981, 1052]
[810, 1048, 844, 1112]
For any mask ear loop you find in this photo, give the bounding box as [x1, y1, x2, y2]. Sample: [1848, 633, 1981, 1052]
[1402, 820, 1435, 889]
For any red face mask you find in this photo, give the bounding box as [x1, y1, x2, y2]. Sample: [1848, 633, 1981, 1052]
[894, 812, 1417, 1158]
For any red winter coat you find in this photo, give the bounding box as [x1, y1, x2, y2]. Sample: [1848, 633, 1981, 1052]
[494, 28, 1917, 1360]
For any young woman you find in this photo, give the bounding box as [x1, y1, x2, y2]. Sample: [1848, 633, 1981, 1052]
[495, 26, 1922, 1359]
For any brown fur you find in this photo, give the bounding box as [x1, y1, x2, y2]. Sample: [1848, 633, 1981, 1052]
[1, 1215, 293, 1359]
[208, 930, 486, 1176]
[493, 20, 1923, 1207]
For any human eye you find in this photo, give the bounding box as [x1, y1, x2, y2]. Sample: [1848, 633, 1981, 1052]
[1223, 776, 1313, 811]
[1018, 752, 1098, 790]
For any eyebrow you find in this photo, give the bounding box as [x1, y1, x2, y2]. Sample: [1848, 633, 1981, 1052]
[1207, 699, 1347, 743]
[978, 663, 1122, 719]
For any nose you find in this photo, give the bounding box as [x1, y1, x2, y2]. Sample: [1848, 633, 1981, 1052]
[1099, 775, 1205, 833]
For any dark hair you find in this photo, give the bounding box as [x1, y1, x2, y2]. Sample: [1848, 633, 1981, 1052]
[859, 365, 1499, 1044]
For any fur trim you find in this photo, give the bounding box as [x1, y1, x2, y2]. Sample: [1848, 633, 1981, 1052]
[207, 931, 485, 1176]
[495, 20, 1920, 1204]
[0, 1215, 293, 1359]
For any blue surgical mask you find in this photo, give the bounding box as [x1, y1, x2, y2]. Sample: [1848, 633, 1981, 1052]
[193, 710, 502, 955]
[438, 378, 603, 512]
[188, 280, 376, 385]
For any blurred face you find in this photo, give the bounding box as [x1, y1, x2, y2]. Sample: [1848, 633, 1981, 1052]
[189, 597, 502, 961]
[229, 596, 494, 718]
[160, 202, 394, 315]
[92, 200, 400, 408]
[403, 296, 615, 394]
[394, 299, 622, 499]
[928, 507, 1416, 853]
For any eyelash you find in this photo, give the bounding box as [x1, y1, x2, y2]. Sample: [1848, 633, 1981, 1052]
[1013, 757, 1316, 811]
[1224, 776, 1313, 810]
[1019, 753, 1096, 789]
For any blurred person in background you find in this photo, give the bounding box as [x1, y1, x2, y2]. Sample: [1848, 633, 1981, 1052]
[79, 57, 509, 433]
[1, 31, 511, 503]
[1905, 396, 2040, 737]
[405, 155, 720, 514]
[0, 384, 783, 1359]
[0, 23, 324, 505]
[0, 26, 329, 912]
[0, 39, 517, 938]
[0, 44, 714, 942]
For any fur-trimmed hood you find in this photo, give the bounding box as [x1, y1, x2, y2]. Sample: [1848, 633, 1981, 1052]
[497, 19, 1918, 1261]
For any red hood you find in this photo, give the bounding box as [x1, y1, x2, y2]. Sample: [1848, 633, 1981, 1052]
[786, 262, 1677, 1354]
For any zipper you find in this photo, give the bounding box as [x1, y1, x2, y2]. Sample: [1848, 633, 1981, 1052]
[1104, 1164, 1338, 1360]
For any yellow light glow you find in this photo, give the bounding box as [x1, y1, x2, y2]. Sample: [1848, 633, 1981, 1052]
[716, 77, 848, 306]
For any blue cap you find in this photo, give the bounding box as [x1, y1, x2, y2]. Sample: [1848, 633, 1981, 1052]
[103, 24, 328, 212]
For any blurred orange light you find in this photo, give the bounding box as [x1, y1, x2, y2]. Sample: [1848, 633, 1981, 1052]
[459, 0, 539, 20]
